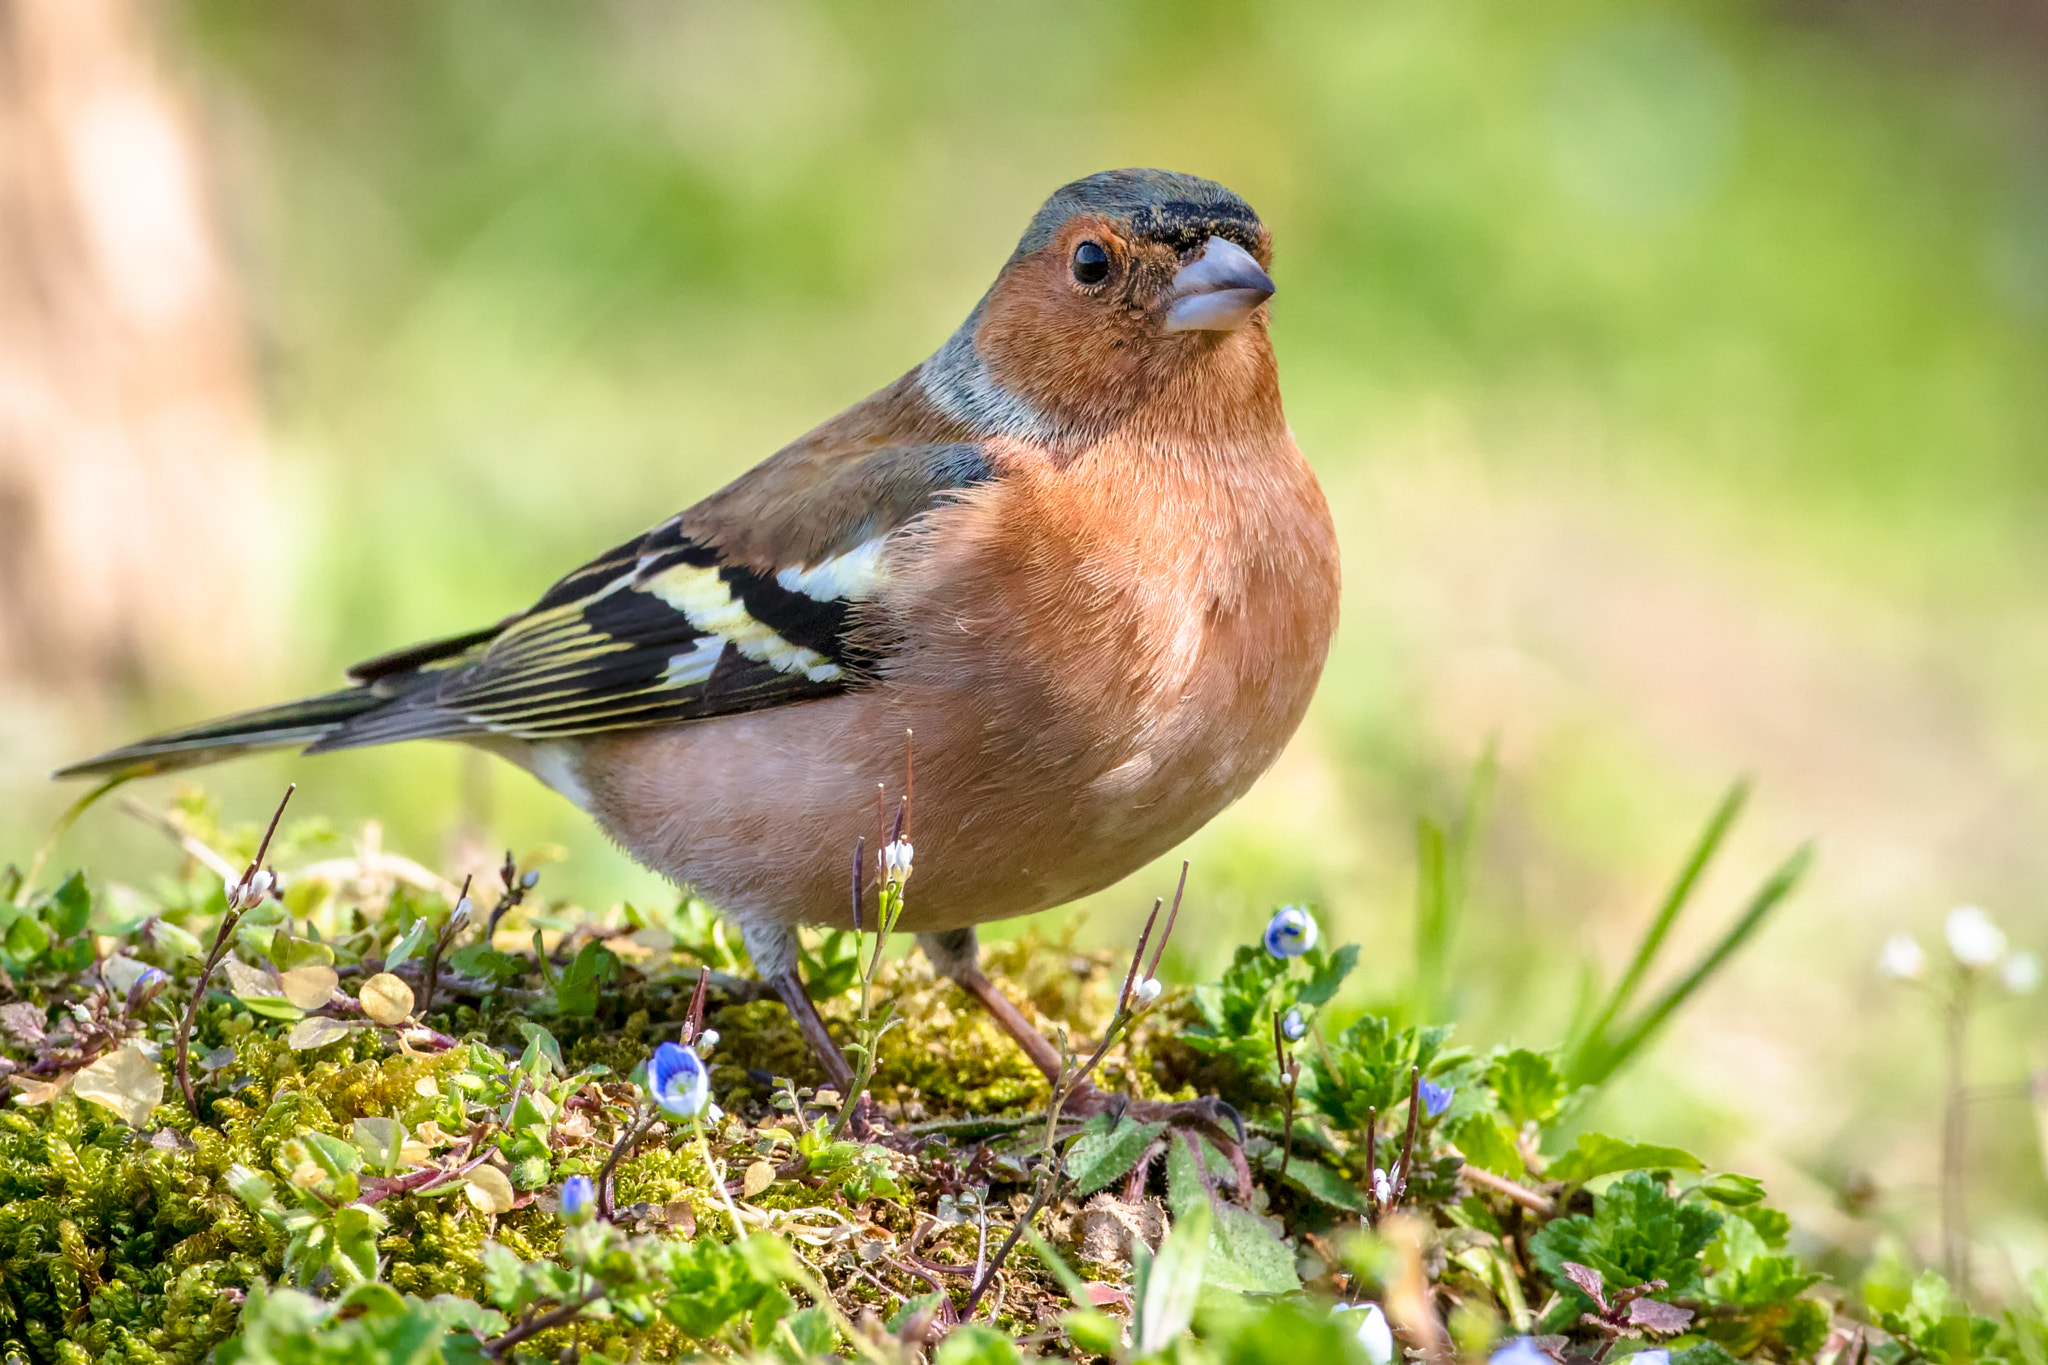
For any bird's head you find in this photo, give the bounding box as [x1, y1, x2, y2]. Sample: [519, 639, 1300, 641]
[923, 169, 1283, 445]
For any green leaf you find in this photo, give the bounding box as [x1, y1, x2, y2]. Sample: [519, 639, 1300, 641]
[1065, 1116, 1166, 1195]
[240, 996, 308, 1022]
[1547, 1133, 1704, 1183]
[1490, 1048, 1567, 1128]
[515, 1022, 565, 1078]
[553, 941, 621, 1017]
[384, 918, 432, 973]
[1529, 1171, 1724, 1328]
[1164, 1139, 1297, 1295]
[1448, 1111, 1525, 1178]
[934, 1323, 1025, 1365]
[1206, 1203, 1301, 1294]
[886, 1292, 946, 1336]
[1135, 1198, 1211, 1356]
[352, 1117, 407, 1176]
[1062, 1309, 1125, 1357]
[5, 915, 50, 961]
[1698, 1172, 1766, 1206]
[1297, 943, 1360, 1008]
[43, 872, 91, 938]
[1264, 1152, 1373, 1214]
[447, 944, 523, 986]
[1671, 1345, 1744, 1365]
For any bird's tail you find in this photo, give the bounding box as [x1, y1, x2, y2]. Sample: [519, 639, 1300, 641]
[54, 689, 385, 780]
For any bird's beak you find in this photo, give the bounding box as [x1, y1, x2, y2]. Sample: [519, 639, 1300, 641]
[1163, 236, 1276, 333]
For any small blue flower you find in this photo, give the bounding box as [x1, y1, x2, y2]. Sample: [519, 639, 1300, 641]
[1491, 1339, 1555, 1365]
[1419, 1079, 1454, 1119]
[647, 1041, 710, 1119]
[559, 1173, 595, 1225]
[1281, 1007, 1307, 1042]
[1631, 1353, 1670, 1365]
[1263, 906, 1319, 959]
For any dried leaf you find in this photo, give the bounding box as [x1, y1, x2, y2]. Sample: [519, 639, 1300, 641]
[1563, 1261, 1608, 1310]
[72, 1044, 163, 1128]
[464, 1164, 515, 1214]
[0, 1002, 45, 1048]
[1627, 1298, 1695, 1334]
[287, 1015, 355, 1051]
[11, 1075, 69, 1106]
[279, 964, 339, 1011]
[222, 958, 282, 999]
[360, 973, 414, 1026]
[743, 1159, 775, 1197]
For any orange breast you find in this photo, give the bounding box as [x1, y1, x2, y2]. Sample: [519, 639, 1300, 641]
[580, 432, 1339, 936]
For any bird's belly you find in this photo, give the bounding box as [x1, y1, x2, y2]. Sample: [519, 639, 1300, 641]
[571, 659, 1287, 936]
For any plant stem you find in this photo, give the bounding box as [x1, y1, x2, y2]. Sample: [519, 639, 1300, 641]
[483, 1289, 604, 1359]
[595, 1104, 655, 1222]
[20, 774, 130, 905]
[1941, 975, 1973, 1293]
[696, 1117, 747, 1240]
[962, 1169, 1057, 1319]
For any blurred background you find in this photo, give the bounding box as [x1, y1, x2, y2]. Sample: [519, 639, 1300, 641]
[2, 0, 2045, 1300]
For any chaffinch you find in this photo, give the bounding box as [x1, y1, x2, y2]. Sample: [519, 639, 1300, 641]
[62, 168, 1341, 1118]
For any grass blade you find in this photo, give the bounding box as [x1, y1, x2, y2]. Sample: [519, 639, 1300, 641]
[1574, 839, 1813, 1086]
[1575, 780, 1749, 1063]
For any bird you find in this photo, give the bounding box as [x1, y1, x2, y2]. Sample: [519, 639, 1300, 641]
[60, 168, 1341, 1129]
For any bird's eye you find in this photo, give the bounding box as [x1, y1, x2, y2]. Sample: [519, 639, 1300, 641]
[1071, 241, 1110, 285]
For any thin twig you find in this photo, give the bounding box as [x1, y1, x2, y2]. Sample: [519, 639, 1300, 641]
[962, 1172, 1057, 1319]
[1144, 861, 1190, 981]
[1364, 1106, 1380, 1223]
[418, 873, 471, 1017]
[1461, 1164, 1555, 1216]
[482, 1289, 604, 1359]
[1395, 1065, 1423, 1200]
[121, 798, 239, 883]
[175, 785, 293, 1116]
[596, 1103, 656, 1223]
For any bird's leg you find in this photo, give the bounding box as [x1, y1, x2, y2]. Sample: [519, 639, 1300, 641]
[918, 928, 1248, 1173]
[743, 922, 856, 1095]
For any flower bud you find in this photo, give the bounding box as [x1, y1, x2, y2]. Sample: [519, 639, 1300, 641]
[1280, 1008, 1306, 1042]
[1263, 906, 1318, 959]
[2003, 951, 2041, 995]
[881, 839, 914, 885]
[559, 1173, 595, 1225]
[1946, 905, 2006, 969]
[1878, 933, 1926, 981]
[1133, 977, 1163, 1007]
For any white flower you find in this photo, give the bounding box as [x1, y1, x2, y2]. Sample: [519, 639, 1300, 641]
[1333, 1303, 1393, 1365]
[2002, 951, 2041, 996]
[696, 1028, 721, 1053]
[881, 839, 914, 884]
[1946, 905, 2007, 968]
[1878, 934, 1926, 981]
[1634, 1353, 1670, 1365]
[1133, 977, 1164, 1007]
[1372, 1167, 1396, 1204]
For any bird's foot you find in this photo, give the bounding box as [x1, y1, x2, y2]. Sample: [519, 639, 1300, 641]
[1059, 1083, 1253, 1197]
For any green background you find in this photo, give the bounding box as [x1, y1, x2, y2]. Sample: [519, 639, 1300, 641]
[8, 0, 2047, 1286]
